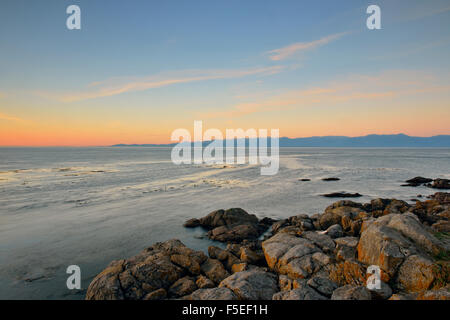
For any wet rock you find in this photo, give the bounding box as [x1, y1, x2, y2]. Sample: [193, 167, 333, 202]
[406, 177, 433, 185]
[195, 275, 215, 289]
[185, 287, 238, 300]
[184, 208, 270, 243]
[271, 219, 289, 234]
[208, 224, 261, 243]
[201, 258, 229, 285]
[323, 224, 343, 239]
[431, 179, 450, 190]
[183, 218, 200, 228]
[143, 288, 167, 300]
[196, 208, 259, 228]
[240, 247, 265, 265]
[299, 178, 311, 181]
[322, 192, 362, 198]
[307, 276, 338, 297]
[168, 276, 197, 298]
[331, 285, 372, 300]
[170, 253, 206, 275]
[219, 269, 278, 300]
[322, 177, 340, 181]
[207, 246, 240, 271]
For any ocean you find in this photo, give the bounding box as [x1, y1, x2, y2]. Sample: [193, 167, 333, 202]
[0, 147, 449, 299]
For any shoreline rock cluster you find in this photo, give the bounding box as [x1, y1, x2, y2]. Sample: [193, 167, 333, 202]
[402, 176, 450, 189]
[86, 192, 450, 300]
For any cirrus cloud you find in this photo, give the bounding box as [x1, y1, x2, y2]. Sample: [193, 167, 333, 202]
[36, 66, 286, 103]
[267, 32, 349, 61]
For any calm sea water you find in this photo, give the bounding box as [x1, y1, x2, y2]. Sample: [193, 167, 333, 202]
[0, 147, 449, 299]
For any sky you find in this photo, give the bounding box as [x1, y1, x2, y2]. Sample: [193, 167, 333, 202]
[0, 0, 450, 146]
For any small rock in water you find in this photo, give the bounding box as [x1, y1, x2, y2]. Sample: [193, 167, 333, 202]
[322, 192, 362, 198]
[430, 178, 450, 190]
[322, 177, 340, 181]
[406, 177, 433, 184]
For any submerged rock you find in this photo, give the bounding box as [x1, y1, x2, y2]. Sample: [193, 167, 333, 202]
[322, 192, 362, 198]
[322, 178, 340, 181]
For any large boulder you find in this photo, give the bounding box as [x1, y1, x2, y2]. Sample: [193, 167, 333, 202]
[395, 255, 435, 292]
[219, 269, 279, 300]
[86, 239, 206, 300]
[357, 213, 444, 279]
[262, 233, 320, 279]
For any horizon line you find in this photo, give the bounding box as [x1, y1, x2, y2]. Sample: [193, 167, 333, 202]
[1, 133, 450, 148]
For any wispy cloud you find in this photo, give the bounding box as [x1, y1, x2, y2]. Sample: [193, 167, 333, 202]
[267, 32, 348, 61]
[0, 112, 24, 122]
[37, 66, 285, 103]
[203, 70, 449, 119]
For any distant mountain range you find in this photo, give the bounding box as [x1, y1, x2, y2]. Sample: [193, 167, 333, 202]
[112, 134, 450, 148]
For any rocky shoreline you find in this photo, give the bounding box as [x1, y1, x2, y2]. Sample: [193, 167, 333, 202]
[85, 191, 450, 300]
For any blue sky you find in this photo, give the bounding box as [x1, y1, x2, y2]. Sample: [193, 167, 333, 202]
[1, 0, 450, 145]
